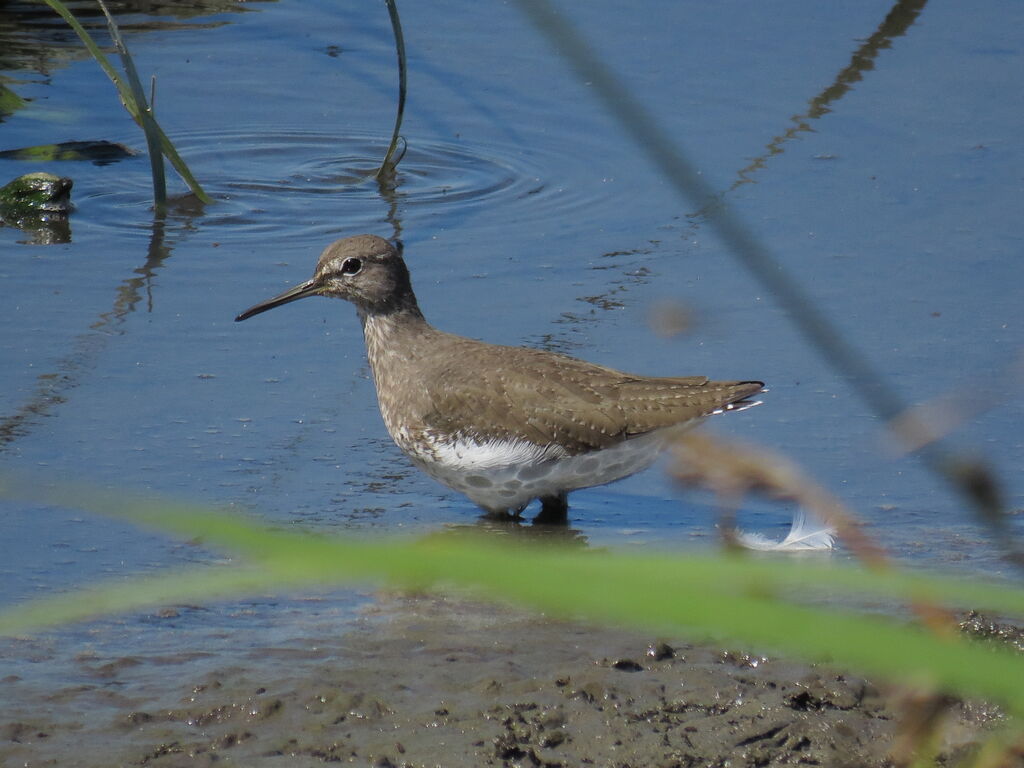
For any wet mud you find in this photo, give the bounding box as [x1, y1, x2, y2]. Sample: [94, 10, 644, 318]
[1, 595, 1002, 767]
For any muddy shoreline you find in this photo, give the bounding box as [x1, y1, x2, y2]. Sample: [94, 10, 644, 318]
[1, 594, 999, 767]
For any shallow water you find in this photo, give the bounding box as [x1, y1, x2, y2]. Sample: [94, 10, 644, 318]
[1, 0, 1022, 705]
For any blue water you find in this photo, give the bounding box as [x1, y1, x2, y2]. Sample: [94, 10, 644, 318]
[1, 0, 1022, 647]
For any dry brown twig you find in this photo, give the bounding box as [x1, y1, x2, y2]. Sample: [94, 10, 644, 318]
[670, 432, 889, 567]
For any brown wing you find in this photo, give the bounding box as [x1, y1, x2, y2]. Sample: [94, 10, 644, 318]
[417, 337, 763, 454]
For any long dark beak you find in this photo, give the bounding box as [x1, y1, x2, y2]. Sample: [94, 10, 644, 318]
[235, 278, 322, 322]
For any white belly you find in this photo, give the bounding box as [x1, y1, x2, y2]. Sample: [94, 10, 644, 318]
[401, 425, 695, 513]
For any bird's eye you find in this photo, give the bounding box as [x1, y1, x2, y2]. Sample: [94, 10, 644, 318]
[341, 258, 362, 276]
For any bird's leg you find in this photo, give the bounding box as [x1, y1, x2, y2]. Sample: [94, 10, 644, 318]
[534, 492, 569, 526]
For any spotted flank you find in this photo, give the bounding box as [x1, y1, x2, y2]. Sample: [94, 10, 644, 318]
[409, 427, 691, 514]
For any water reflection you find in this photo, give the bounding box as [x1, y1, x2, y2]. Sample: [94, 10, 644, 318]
[374, 154, 404, 243]
[688, 0, 929, 221]
[0, 194, 205, 450]
[446, 518, 591, 549]
[0, 209, 71, 244]
[525, 246, 657, 354]
[0, 0, 269, 83]
[0, 203, 72, 244]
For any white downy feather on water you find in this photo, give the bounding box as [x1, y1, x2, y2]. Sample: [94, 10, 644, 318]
[734, 508, 836, 552]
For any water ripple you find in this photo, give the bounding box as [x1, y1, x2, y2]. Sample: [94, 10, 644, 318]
[75, 129, 606, 242]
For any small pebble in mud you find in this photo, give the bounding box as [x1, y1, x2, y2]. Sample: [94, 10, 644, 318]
[611, 658, 644, 672]
[538, 709, 566, 730]
[790, 673, 865, 711]
[720, 650, 768, 668]
[572, 680, 610, 703]
[539, 729, 566, 748]
[959, 610, 1024, 653]
[646, 641, 675, 660]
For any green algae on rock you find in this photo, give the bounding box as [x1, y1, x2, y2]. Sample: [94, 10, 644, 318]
[0, 172, 73, 212]
[0, 172, 73, 244]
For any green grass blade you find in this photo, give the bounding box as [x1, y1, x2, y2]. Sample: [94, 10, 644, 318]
[150, 122, 214, 204]
[97, 0, 166, 208]
[15, 479, 1024, 617]
[0, 83, 28, 118]
[2, 529, 1023, 716]
[3, 479, 1024, 715]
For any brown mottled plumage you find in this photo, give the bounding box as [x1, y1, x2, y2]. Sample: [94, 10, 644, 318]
[237, 235, 763, 522]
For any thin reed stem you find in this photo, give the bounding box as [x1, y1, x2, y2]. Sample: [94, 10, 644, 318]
[41, 0, 213, 206]
[377, 0, 408, 179]
[96, 0, 166, 208]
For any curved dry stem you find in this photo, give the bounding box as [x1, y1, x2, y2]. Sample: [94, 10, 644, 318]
[376, 0, 408, 179]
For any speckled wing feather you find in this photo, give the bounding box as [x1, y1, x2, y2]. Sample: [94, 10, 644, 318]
[417, 337, 762, 454]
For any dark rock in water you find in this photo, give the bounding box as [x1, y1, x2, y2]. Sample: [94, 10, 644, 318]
[0, 172, 73, 212]
[0, 140, 137, 166]
[0, 172, 73, 244]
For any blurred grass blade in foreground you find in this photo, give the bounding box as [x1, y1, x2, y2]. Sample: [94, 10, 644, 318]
[1, 478, 1024, 719]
